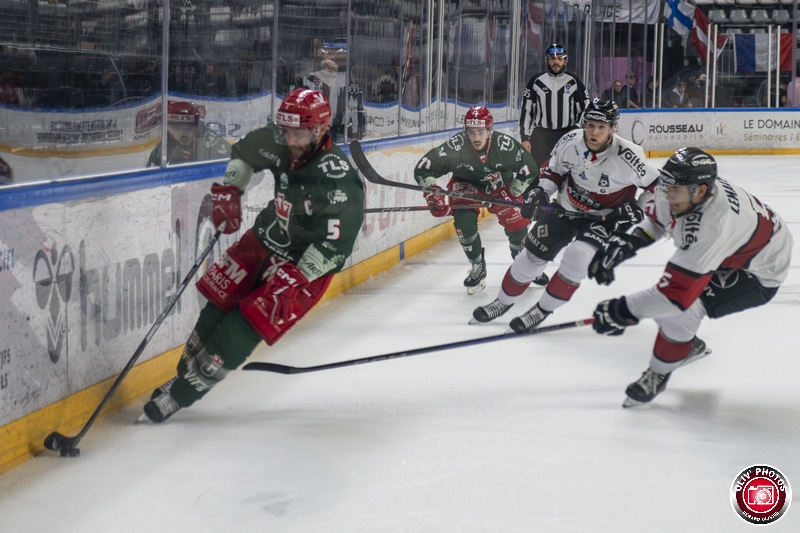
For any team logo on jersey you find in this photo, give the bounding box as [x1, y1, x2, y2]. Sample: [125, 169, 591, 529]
[598, 174, 610, 188]
[730, 464, 792, 525]
[274, 193, 292, 228]
[679, 212, 703, 250]
[482, 172, 503, 189]
[327, 190, 348, 204]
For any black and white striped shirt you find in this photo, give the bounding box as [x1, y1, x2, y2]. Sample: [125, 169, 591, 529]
[518, 71, 590, 141]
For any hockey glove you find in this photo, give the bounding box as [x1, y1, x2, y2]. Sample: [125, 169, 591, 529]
[588, 230, 654, 286]
[211, 183, 242, 234]
[488, 184, 529, 232]
[592, 297, 639, 336]
[424, 186, 453, 217]
[607, 200, 644, 231]
[520, 186, 550, 219]
[265, 262, 309, 324]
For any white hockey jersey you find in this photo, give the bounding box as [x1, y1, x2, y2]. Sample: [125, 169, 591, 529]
[627, 177, 793, 319]
[539, 130, 660, 215]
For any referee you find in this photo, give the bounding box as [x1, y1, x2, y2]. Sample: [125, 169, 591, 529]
[519, 43, 590, 168]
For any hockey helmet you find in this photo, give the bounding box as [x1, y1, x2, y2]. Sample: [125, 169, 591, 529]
[464, 106, 494, 129]
[276, 88, 332, 130]
[167, 101, 200, 125]
[660, 147, 717, 192]
[582, 98, 619, 128]
[545, 43, 567, 58]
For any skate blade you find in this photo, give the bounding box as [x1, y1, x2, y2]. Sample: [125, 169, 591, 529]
[135, 413, 153, 424]
[678, 348, 712, 369]
[622, 396, 646, 408]
[466, 280, 486, 295]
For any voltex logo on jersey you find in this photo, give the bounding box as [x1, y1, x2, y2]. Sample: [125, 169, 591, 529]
[730, 464, 791, 525]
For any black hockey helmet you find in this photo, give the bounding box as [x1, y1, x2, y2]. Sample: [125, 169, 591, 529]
[546, 43, 567, 58]
[660, 147, 717, 193]
[582, 98, 619, 128]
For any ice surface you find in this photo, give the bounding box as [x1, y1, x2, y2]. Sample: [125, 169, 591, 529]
[1, 155, 799, 532]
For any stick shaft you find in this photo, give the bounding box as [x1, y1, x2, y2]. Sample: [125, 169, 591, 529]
[243, 318, 594, 374]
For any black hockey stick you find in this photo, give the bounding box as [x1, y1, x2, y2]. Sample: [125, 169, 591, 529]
[43, 223, 226, 457]
[243, 317, 594, 374]
[349, 140, 606, 222]
[364, 205, 489, 213]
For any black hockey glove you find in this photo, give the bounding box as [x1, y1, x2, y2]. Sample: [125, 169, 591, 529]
[520, 186, 550, 219]
[592, 297, 639, 336]
[588, 229, 654, 286]
[607, 201, 644, 231]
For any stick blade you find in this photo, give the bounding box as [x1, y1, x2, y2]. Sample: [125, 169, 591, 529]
[242, 362, 297, 374]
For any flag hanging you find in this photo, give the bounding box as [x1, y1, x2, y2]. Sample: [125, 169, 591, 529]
[664, 0, 694, 38]
[691, 8, 728, 60]
[734, 33, 794, 73]
[666, 1, 727, 59]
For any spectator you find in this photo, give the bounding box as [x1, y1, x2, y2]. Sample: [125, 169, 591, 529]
[147, 101, 231, 167]
[625, 71, 641, 109]
[0, 156, 12, 186]
[663, 79, 691, 108]
[644, 76, 659, 108]
[787, 76, 800, 107]
[688, 74, 707, 107]
[601, 80, 629, 109]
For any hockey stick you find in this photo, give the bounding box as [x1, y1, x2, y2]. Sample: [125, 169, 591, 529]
[43, 223, 226, 457]
[349, 140, 606, 222]
[364, 205, 489, 213]
[243, 317, 594, 375]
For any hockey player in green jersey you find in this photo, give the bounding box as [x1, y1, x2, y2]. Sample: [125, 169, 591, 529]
[143, 88, 365, 422]
[414, 105, 548, 294]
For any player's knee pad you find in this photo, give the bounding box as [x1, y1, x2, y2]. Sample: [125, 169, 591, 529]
[509, 249, 547, 284]
[182, 347, 230, 393]
[558, 240, 597, 283]
[654, 300, 705, 343]
[196, 229, 269, 312]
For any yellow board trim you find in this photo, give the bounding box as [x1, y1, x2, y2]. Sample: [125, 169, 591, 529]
[0, 218, 460, 474]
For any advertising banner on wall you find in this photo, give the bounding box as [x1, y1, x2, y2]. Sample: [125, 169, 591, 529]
[617, 110, 800, 153]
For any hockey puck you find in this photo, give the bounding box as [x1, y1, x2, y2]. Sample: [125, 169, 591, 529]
[60, 447, 80, 458]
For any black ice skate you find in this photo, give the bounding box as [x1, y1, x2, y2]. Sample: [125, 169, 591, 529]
[532, 272, 550, 287]
[471, 299, 513, 324]
[678, 337, 712, 369]
[150, 375, 178, 400]
[142, 388, 181, 423]
[464, 249, 487, 294]
[622, 369, 671, 408]
[509, 304, 551, 333]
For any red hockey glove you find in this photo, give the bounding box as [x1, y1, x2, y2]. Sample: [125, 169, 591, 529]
[423, 186, 453, 217]
[211, 183, 242, 234]
[488, 184, 529, 232]
[265, 262, 310, 324]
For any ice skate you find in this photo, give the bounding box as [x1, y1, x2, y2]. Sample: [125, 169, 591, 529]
[622, 369, 671, 408]
[150, 375, 178, 400]
[678, 337, 712, 369]
[508, 304, 551, 333]
[142, 388, 182, 423]
[464, 249, 487, 294]
[531, 272, 550, 287]
[470, 299, 513, 324]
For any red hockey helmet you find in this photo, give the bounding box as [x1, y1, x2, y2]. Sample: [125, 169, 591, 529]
[167, 101, 200, 125]
[276, 89, 332, 130]
[464, 106, 493, 129]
